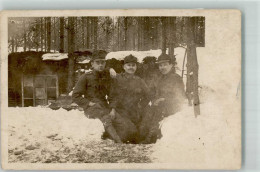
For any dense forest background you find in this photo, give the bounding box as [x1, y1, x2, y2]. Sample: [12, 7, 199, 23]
[8, 16, 205, 54]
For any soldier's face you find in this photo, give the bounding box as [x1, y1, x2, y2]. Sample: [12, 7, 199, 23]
[123, 63, 137, 74]
[159, 61, 173, 75]
[91, 60, 106, 72]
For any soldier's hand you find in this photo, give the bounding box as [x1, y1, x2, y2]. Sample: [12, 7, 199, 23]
[88, 102, 96, 107]
[153, 98, 165, 106]
[109, 68, 117, 78]
[109, 108, 116, 119]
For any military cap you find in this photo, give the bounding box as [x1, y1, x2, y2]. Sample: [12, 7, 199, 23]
[91, 50, 107, 61]
[124, 54, 138, 64]
[157, 53, 172, 64]
[143, 56, 157, 64]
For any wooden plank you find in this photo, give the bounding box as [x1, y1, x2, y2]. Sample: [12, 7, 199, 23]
[21, 74, 24, 107]
[56, 74, 59, 99]
[45, 76, 47, 105]
[33, 76, 35, 107]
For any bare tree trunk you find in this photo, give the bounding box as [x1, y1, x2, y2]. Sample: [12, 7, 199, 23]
[59, 17, 65, 53]
[137, 17, 141, 51]
[86, 17, 90, 49]
[44, 18, 47, 52]
[74, 17, 78, 51]
[15, 38, 18, 52]
[53, 18, 56, 52]
[111, 17, 115, 51]
[161, 17, 167, 54]
[67, 17, 75, 92]
[117, 18, 120, 51]
[28, 31, 31, 51]
[11, 37, 14, 53]
[133, 22, 136, 51]
[23, 20, 26, 52]
[35, 20, 40, 52]
[93, 17, 98, 50]
[46, 17, 51, 52]
[124, 17, 127, 51]
[82, 17, 85, 49]
[169, 17, 176, 63]
[40, 18, 43, 51]
[105, 17, 109, 51]
[91, 18, 94, 49]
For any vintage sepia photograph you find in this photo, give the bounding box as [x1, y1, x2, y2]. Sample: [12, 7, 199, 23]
[1, 9, 241, 170]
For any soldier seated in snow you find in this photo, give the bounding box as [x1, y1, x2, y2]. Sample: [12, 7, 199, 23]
[140, 53, 186, 144]
[72, 50, 122, 143]
[108, 54, 151, 143]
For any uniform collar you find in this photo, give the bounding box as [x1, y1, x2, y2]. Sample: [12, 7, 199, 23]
[123, 72, 136, 79]
[93, 70, 105, 77]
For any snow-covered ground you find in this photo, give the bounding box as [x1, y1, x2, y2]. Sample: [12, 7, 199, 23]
[7, 47, 240, 165]
[8, 107, 152, 163]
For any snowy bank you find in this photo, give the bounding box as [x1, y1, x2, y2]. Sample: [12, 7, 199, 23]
[8, 107, 104, 151]
[151, 45, 241, 167]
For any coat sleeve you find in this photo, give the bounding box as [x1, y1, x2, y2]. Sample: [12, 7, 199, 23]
[108, 77, 118, 109]
[164, 74, 185, 104]
[72, 74, 90, 110]
[139, 79, 151, 108]
[175, 75, 186, 102]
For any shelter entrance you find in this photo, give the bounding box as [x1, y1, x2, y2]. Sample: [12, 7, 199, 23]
[21, 74, 59, 107]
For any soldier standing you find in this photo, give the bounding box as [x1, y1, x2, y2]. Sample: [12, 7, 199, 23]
[108, 54, 150, 143]
[140, 53, 186, 144]
[72, 50, 122, 143]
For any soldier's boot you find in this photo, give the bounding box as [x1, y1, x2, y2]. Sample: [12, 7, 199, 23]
[105, 126, 123, 144]
[101, 131, 110, 140]
[140, 130, 153, 144]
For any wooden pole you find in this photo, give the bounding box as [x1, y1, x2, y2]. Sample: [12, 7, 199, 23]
[186, 17, 200, 117]
[21, 74, 24, 107]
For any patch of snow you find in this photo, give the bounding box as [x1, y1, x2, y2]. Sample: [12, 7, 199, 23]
[78, 59, 90, 64]
[75, 69, 92, 73]
[15, 47, 59, 53]
[42, 53, 68, 61]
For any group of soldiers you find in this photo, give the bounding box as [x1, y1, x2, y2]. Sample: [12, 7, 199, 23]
[72, 50, 185, 144]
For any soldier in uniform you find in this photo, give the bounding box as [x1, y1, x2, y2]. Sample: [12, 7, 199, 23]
[108, 54, 151, 143]
[137, 56, 160, 142]
[140, 53, 186, 144]
[72, 50, 122, 143]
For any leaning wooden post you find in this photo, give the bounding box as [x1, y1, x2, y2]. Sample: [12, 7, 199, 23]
[186, 17, 200, 117]
[190, 43, 200, 117]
